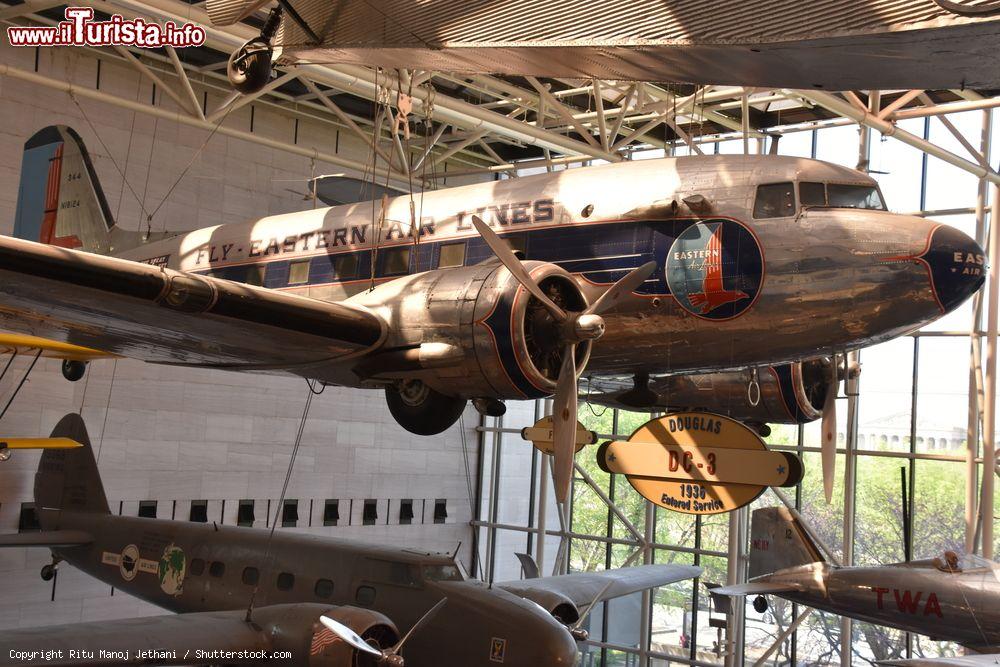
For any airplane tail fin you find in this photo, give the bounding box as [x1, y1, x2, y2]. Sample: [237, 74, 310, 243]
[748, 506, 826, 579]
[34, 413, 110, 528]
[13, 125, 149, 255]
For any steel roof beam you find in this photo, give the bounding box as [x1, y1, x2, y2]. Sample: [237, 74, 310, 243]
[97, 0, 619, 160]
[793, 89, 1000, 186]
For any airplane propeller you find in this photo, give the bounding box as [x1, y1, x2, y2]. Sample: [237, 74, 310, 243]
[820, 353, 853, 504]
[470, 215, 656, 504]
[320, 598, 447, 667]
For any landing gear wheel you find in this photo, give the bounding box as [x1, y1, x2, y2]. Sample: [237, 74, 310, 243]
[227, 39, 272, 95]
[40, 564, 55, 581]
[385, 380, 467, 436]
[753, 595, 769, 614]
[61, 359, 87, 382]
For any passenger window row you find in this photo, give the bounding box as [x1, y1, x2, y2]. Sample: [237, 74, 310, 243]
[205, 239, 476, 289]
[186, 560, 336, 599]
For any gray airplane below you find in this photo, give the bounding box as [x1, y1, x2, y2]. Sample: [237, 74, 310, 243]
[0, 413, 700, 667]
[714, 507, 1000, 653]
[1, 125, 984, 503]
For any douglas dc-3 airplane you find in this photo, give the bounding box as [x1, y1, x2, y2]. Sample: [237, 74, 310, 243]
[713, 508, 1000, 654]
[3, 125, 986, 502]
[0, 414, 700, 667]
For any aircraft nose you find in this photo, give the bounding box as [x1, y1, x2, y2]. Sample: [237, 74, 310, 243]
[919, 224, 986, 313]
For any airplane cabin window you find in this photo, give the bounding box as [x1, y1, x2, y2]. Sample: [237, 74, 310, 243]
[209, 561, 225, 578]
[276, 572, 295, 591]
[138, 500, 157, 519]
[827, 184, 886, 210]
[753, 182, 796, 219]
[356, 585, 376, 606]
[799, 181, 827, 207]
[382, 247, 411, 276]
[336, 254, 359, 279]
[190, 559, 205, 576]
[245, 265, 266, 286]
[237, 500, 254, 527]
[438, 242, 466, 268]
[242, 566, 259, 585]
[189, 500, 208, 523]
[314, 579, 334, 598]
[323, 499, 339, 526]
[288, 260, 310, 285]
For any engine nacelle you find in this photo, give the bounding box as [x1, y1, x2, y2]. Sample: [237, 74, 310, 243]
[252, 603, 399, 667]
[587, 358, 831, 425]
[352, 259, 590, 408]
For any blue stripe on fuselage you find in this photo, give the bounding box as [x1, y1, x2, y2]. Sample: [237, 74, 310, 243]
[192, 218, 707, 294]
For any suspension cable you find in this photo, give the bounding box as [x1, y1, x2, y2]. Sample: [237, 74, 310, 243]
[246, 382, 314, 621]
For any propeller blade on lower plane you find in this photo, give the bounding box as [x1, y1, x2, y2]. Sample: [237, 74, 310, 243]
[821, 357, 839, 503]
[552, 343, 578, 504]
[319, 616, 383, 658]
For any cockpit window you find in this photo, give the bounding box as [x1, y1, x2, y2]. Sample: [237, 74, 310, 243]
[422, 564, 464, 582]
[935, 551, 996, 573]
[827, 184, 885, 210]
[798, 182, 886, 211]
[800, 181, 827, 207]
[753, 182, 796, 219]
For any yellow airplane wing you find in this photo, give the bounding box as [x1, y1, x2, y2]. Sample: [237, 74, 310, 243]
[0, 333, 117, 361]
[0, 437, 82, 450]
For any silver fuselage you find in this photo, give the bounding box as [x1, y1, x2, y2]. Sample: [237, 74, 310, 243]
[761, 562, 1000, 650]
[114, 155, 983, 387]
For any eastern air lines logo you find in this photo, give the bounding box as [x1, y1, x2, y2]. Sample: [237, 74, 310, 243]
[665, 219, 764, 320]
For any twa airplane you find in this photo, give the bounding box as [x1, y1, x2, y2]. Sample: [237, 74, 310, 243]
[714, 507, 1000, 656]
[1, 125, 985, 502]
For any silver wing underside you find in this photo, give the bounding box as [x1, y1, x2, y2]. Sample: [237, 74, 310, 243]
[252, 0, 1000, 89]
[0, 236, 385, 380]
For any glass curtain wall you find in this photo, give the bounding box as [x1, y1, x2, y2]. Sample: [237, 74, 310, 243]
[473, 108, 997, 666]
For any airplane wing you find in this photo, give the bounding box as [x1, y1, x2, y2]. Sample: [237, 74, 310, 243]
[0, 236, 385, 380]
[0, 333, 116, 361]
[204, 0, 271, 26]
[0, 530, 93, 547]
[711, 581, 803, 596]
[0, 604, 356, 666]
[498, 564, 702, 611]
[877, 657, 1000, 666]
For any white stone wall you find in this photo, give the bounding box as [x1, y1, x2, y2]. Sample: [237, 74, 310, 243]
[0, 40, 484, 628]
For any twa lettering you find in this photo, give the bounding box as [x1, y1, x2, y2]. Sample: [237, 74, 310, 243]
[870, 587, 943, 617]
[7, 7, 206, 48]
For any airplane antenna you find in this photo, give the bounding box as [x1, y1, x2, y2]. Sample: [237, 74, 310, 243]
[245, 384, 314, 622]
[567, 579, 616, 642]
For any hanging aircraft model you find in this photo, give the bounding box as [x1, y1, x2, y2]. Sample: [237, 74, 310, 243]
[712, 507, 1000, 654]
[202, 0, 1000, 94]
[2, 125, 986, 503]
[0, 413, 700, 667]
